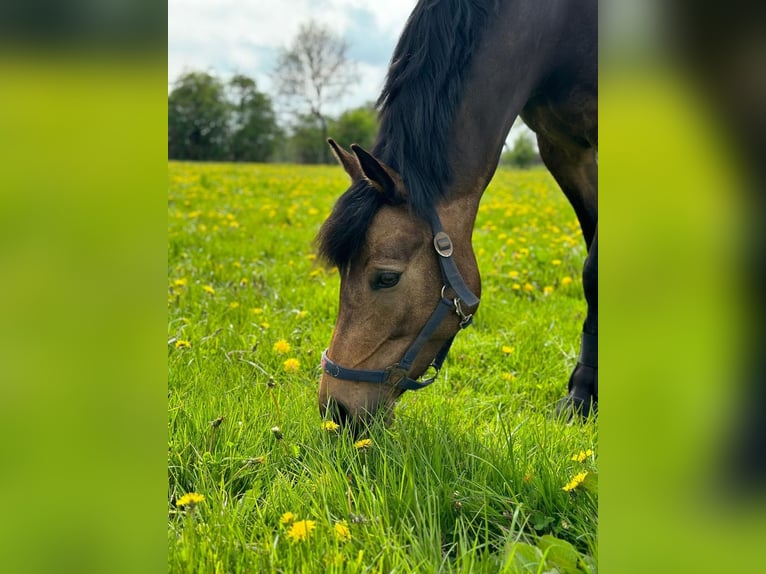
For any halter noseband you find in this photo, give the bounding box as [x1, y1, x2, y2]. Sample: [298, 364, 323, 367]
[321, 212, 480, 391]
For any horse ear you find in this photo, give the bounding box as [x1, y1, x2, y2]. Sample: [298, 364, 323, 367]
[350, 144, 404, 201]
[327, 138, 363, 182]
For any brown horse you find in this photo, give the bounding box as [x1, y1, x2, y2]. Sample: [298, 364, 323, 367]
[316, 0, 597, 426]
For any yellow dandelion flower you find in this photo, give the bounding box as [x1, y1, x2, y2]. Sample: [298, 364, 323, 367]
[203, 285, 215, 295]
[305, 253, 317, 261]
[251, 307, 263, 314]
[308, 207, 319, 216]
[501, 372, 515, 381]
[512, 283, 521, 290]
[240, 277, 249, 286]
[325, 553, 347, 566]
[334, 521, 352, 543]
[563, 471, 589, 492]
[523, 283, 534, 292]
[508, 270, 520, 279]
[552, 259, 562, 266]
[571, 449, 594, 463]
[354, 439, 373, 450]
[561, 276, 573, 286]
[175, 340, 191, 349]
[280, 511, 297, 525]
[173, 278, 188, 287]
[283, 358, 300, 373]
[273, 339, 291, 354]
[323, 421, 340, 432]
[176, 492, 205, 507]
[502, 345, 514, 355]
[543, 286, 554, 296]
[260, 322, 270, 329]
[229, 301, 240, 309]
[296, 310, 308, 319]
[286, 520, 316, 543]
[233, 261, 242, 268]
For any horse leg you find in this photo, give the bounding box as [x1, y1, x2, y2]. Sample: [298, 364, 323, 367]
[563, 226, 597, 416]
[534, 136, 598, 416]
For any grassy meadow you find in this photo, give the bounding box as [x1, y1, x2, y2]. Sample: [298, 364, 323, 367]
[167, 162, 597, 573]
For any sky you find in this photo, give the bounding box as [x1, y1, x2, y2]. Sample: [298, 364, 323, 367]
[168, 0, 529, 141]
[168, 0, 416, 113]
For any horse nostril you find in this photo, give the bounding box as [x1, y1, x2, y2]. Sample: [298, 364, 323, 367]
[331, 400, 351, 426]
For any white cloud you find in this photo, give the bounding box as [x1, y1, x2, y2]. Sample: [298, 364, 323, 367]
[168, 0, 415, 106]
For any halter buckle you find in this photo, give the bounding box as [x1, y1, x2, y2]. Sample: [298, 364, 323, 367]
[433, 231, 453, 257]
[454, 297, 473, 328]
[385, 364, 409, 386]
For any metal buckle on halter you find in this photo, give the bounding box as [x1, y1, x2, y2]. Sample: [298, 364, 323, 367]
[440, 285, 473, 328]
[385, 364, 409, 386]
[454, 298, 473, 328]
[433, 231, 454, 257]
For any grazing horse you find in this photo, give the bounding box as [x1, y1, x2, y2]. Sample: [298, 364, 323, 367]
[317, 0, 597, 426]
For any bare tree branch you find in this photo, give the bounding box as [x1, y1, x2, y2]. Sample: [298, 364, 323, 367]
[273, 20, 358, 161]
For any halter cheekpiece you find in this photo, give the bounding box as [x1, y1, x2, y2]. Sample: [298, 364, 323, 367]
[321, 211, 480, 391]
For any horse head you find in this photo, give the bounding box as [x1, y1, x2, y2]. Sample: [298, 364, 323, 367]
[316, 139, 481, 429]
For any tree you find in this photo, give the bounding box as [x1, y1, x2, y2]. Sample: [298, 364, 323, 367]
[168, 71, 229, 161]
[501, 132, 539, 169]
[227, 75, 282, 162]
[273, 20, 358, 162]
[329, 104, 377, 152]
[286, 114, 325, 164]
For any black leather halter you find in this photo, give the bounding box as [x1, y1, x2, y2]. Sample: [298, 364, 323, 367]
[321, 212, 480, 391]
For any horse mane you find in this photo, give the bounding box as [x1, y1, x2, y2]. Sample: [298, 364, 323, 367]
[374, 0, 496, 218]
[317, 0, 495, 269]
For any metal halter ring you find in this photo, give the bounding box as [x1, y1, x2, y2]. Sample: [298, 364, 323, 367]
[454, 298, 473, 328]
[441, 285, 473, 328]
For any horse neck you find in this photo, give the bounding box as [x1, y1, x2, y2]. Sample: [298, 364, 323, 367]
[439, 1, 560, 241]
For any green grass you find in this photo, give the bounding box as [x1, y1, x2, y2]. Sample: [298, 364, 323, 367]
[168, 162, 597, 573]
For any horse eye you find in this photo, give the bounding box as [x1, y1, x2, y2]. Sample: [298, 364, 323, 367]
[372, 271, 401, 290]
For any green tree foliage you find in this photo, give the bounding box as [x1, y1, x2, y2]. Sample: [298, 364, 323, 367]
[285, 104, 377, 164]
[329, 104, 377, 151]
[227, 75, 282, 162]
[168, 71, 282, 162]
[168, 71, 230, 161]
[286, 114, 325, 164]
[502, 132, 540, 169]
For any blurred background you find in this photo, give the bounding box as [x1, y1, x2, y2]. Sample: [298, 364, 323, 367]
[167, 0, 535, 166]
[1, 0, 764, 572]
